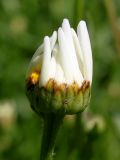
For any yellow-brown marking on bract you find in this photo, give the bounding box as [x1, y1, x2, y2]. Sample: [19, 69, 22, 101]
[26, 70, 40, 88]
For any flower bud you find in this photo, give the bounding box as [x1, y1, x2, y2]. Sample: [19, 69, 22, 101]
[26, 19, 93, 115]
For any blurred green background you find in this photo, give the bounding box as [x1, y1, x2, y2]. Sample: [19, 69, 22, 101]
[0, 0, 120, 159]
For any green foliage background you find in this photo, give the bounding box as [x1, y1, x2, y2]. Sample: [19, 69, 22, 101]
[0, 0, 120, 159]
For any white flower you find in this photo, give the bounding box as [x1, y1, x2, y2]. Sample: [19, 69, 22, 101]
[26, 19, 93, 115]
[26, 19, 92, 88]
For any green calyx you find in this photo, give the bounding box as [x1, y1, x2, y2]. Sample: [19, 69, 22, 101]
[26, 79, 91, 115]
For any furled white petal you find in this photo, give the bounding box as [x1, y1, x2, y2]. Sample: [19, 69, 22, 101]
[62, 19, 75, 52]
[50, 31, 57, 51]
[77, 21, 93, 83]
[49, 55, 56, 79]
[71, 28, 84, 67]
[58, 27, 73, 84]
[39, 36, 52, 86]
[71, 29, 85, 85]
[52, 44, 59, 60]
[52, 44, 66, 83]
[61, 19, 83, 85]
[55, 63, 66, 84]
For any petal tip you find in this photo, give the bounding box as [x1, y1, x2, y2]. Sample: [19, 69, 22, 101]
[62, 18, 70, 28]
[63, 18, 69, 23]
[79, 20, 86, 26]
[44, 36, 49, 41]
[77, 20, 87, 31]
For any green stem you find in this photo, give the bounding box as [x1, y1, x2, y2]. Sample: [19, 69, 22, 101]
[40, 113, 64, 160]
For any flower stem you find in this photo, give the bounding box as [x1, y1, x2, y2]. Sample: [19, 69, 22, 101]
[40, 113, 64, 160]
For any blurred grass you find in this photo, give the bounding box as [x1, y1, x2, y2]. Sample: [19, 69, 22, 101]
[0, 0, 120, 159]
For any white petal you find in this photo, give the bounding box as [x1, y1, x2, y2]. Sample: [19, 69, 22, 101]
[50, 31, 57, 51]
[62, 19, 76, 60]
[52, 44, 66, 83]
[62, 19, 74, 48]
[58, 27, 73, 84]
[55, 63, 66, 84]
[71, 28, 85, 80]
[71, 28, 84, 64]
[62, 19, 83, 85]
[39, 36, 52, 86]
[52, 44, 59, 60]
[77, 21, 93, 83]
[49, 55, 56, 79]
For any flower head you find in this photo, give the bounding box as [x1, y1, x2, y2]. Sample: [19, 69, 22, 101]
[26, 19, 92, 115]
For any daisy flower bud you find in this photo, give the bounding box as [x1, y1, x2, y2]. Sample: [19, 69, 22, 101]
[26, 19, 93, 115]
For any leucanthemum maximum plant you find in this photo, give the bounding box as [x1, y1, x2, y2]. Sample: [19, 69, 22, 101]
[26, 19, 92, 160]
